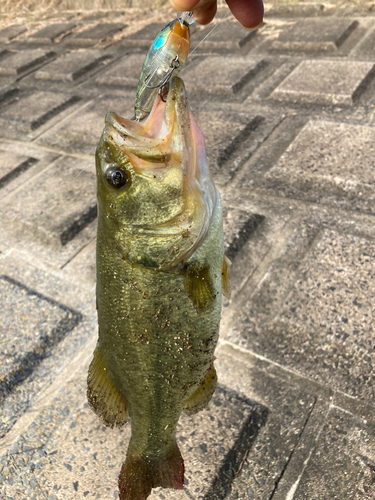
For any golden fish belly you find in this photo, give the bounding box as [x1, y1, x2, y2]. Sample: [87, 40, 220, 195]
[95, 192, 223, 454]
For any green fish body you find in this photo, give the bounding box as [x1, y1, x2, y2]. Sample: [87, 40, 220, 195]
[87, 77, 230, 500]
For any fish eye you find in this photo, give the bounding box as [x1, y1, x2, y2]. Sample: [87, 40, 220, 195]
[106, 164, 130, 189]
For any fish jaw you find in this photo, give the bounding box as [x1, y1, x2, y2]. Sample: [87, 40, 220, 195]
[95, 76, 216, 270]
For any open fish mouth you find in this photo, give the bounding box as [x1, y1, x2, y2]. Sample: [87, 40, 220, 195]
[97, 76, 217, 267]
[102, 77, 213, 191]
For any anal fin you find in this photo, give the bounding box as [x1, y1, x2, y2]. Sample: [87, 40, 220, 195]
[87, 346, 128, 428]
[184, 361, 217, 415]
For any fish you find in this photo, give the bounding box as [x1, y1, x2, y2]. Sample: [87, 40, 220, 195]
[133, 16, 191, 121]
[87, 76, 230, 500]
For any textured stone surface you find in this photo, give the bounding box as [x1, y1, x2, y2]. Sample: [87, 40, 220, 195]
[352, 25, 375, 59]
[0, 49, 53, 76]
[0, 141, 58, 198]
[183, 56, 265, 95]
[291, 407, 375, 500]
[0, 151, 38, 189]
[273, 18, 358, 51]
[190, 21, 257, 53]
[0, 338, 317, 500]
[34, 49, 111, 82]
[0, 156, 96, 248]
[0, 275, 81, 438]
[66, 23, 126, 46]
[94, 53, 145, 88]
[27, 23, 76, 44]
[38, 96, 134, 155]
[228, 228, 375, 401]
[0, 24, 27, 43]
[265, 120, 375, 211]
[271, 60, 375, 105]
[192, 103, 282, 185]
[0, 91, 82, 139]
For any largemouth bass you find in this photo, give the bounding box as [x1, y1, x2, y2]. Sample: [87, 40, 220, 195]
[87, 76, 230, 500]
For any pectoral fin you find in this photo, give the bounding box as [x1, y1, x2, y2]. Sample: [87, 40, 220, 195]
[87, 346, 128, 428]
[221, 255, 231, 299]
[184, 361, 217, 415]
[186, 263, 214, 312]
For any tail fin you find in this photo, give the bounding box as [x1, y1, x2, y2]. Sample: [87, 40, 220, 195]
[118, 440, 184, 500]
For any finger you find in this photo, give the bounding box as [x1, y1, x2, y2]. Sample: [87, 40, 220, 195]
[226, 0, 264, 29]
[170, 0, 217, 24]
[192, 0, 217, 24]
[169, 0, 200, 11]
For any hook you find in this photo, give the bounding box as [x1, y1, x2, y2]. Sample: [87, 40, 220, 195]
[144, 55, 180, 90]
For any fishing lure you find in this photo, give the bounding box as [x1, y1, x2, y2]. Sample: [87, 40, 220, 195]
[133, 11, 193, 121]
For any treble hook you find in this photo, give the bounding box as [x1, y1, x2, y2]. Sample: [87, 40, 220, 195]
[144, 55, 180, 90]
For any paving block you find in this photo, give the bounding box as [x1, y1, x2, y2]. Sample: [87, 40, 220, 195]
[0, 49, 54, 76]
[272, 18, 358, 51]
[0, 24, 27, 43]
[0, 155, 96, 250]
[183, 56, 265, 95]
[66, 23, 126, 46]
[0, 140, 58, 198]
[222, 203, 287, 298]
[94, 53, 145, 88]
[0, 152, 37, 190]
[0, 336, 316, 499]
[0, 275, 82, 438]
[62, 238, 96, 286]
[34, 49, 111, 82]
[266, 120, 375, 211]
[192, 103, 283, 185]
[190, 20, 257, 53]
[227, 225, 375, 401]
[38, 95, 135, 155]
[82, 10, 125, 22]
[290, 407, 375, 499]
[271, 60, 375, 105]
[27, 23, 76, 44]
[351, 25, 375, 59]
[0, 253, 96, 437]
[0, 91, 82, 140]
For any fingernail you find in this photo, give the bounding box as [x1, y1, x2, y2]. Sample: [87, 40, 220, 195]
[243, 21, 264, 31]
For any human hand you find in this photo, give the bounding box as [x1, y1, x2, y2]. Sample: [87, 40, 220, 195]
[170, 0, 264, 28]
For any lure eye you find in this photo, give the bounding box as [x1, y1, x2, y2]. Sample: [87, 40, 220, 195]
[106, 164, 130, 189]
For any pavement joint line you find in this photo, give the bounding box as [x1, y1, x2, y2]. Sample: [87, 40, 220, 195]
[269, 397, 317, 499]
[0, 333, 97, 454]
[0, 154, 95, 259]
[220, 213, 306, 332]
[273, 394, 334, 500]
[60, 235, 96, 270]
[2, 137, 94, 161]
[217, 340, 363, 404]
[34, 95, 101, 144]
[329, 404, 368, 421]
